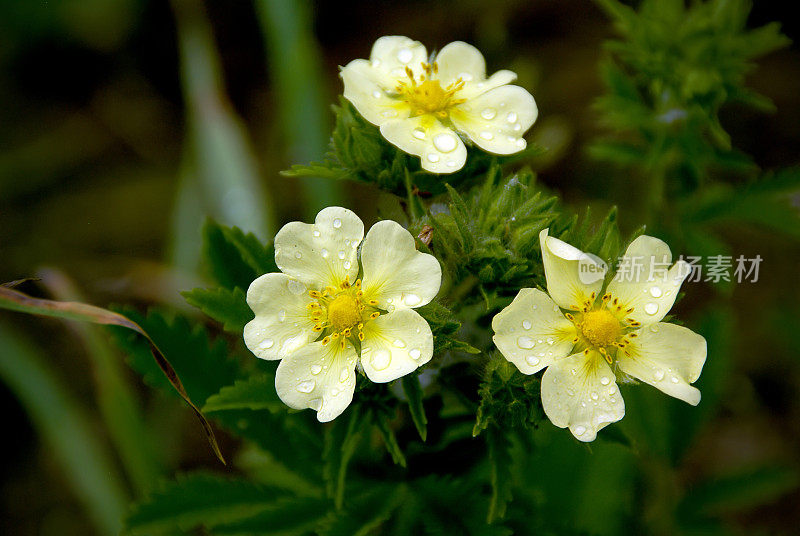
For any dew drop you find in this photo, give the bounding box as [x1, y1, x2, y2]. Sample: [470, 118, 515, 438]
[412, 128, 426, 139]
[479, 130, 494, 140]
[670, 376, 680, 384]
[409, 348, 422, 360]
[372, 90, 382, 99]
[644, 302, 659, 315]
[403, 293, 421, 306]
[513, 123, 522, 131]
[649, 286, 663, 298]
[296, 380, 315, 393]
[526, 356, 540, 367]
[653, 369, 665, 381]
[278, 310, 287, 322]
[371, 349, 391, 370]
[446, 160, 457, 167]
[397, 48, 413, 63]
[506, 112, 518, 123]
[393, 339, 406, 348]
[333, 218, 342, 228]
[427, 153, 440, 163]
[433, 133, 458, 153]
[294, 251, 302, 259]
[481, 107, 496, 120]
[381, 110, 397, 118]
[258, 338, 274, 350]
[310, 364, 323, 375]
[313, 230, 321, 237]
[590, 391, 599, 401]
[458, 72, 473, 81]
[600, 376, 611, 386]
[372, 59, 381, 68]
[343, 260, 351, 269]
[339, 368, 349, 383]
[338, 250, 346, 260]
[650, 324, 660, 333]
[522, 320, 532, 330]
[331, 387, 340, 396]
[566, 388, 575, 396]
[517, 336, 536, 349]
[321, 248, 329, 258]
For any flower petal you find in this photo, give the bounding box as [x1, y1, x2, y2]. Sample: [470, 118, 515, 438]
[341, 59, 409, 125]
[450, 85, 537, 154]
[370, 36, 428, 78]
[360, 309, 433, 383]
[243, 273, 316, 360]
[275, 341, 358, 422]
[606, 235, 690, 326]
[492, 288, 577, 374]
[539, 228, 605, 311]
[361, 220, 442, 310]
[617, 323, 707, 405]
[379, 116, 467, 173]
[274, 207, 364, 289]
[541, 352, 625, 442]
[434, 41, 486, 87]
[458, 70, 518, 100]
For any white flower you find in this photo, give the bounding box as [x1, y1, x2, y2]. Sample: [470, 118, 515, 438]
[340, 36, 538, 174]
[492, 229, 707, 442]
[244, 207, 442, 422]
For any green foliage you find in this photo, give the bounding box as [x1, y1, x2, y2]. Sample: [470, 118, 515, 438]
[202, 218, 277, 291]
[182, 286, 254, 332]
[474, 354, 541, 436]
[283, 98, 543, 198]
[592, 0, 789, 191]
[323, 404, 366, 510]
[203, 374, 283, 412]
[401, 373, 428, 441]
[124, 472, 289, 534]
[486, 426, 514, 523]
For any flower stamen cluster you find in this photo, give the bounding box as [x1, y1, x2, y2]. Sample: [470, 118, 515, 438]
[396, 63, 466, 118]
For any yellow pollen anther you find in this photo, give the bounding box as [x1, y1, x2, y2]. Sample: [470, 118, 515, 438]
[580, 309, 622, 348]
[369, 311, 380, 320]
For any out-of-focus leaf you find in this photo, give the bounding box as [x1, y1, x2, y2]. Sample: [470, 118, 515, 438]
[401, 373, 428, 441]
[323, 405, 365, 510]
[486, 426, 514, 523]
[0, 285, 226, 463]
[213, 495, 330, 535]
[319, 483, 404, 536]
[372, 410, 407, 467]
[124, 472, 289, 535]
[204, 374, 282, 413]
[182, 286, 253, 332]
[0, 321, 128, 535]
[203, 219, 277, 290]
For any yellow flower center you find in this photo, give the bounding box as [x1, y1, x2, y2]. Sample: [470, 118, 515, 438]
[580, 309, 622, 348]
[307, 279, 381, 349]
[396, 62, 465, 118]
[327, 294, 361, 331]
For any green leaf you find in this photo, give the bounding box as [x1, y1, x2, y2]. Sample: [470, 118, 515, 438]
[323, 406, 365, 510]
[204, 374, 283, 412]
[203, 219, 277, 290]
[372, 410, 407, 467]
[319, 483, 404, 536]
[213, 495, 330, 535]
[124, 472, 288, 534]
[182, 286, 254, 332]
[486, 426, 514, 523]
[401, 373, 428, 441]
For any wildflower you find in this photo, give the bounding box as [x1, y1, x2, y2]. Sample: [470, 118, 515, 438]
[244, 207, 441, 422]
[492, 229, 707, 441]
[340, 36, 537, 173]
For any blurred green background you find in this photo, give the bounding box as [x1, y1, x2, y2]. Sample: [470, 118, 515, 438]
[1, 1, 799, 535]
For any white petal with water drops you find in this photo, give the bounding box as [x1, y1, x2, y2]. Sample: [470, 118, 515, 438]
[360, 309, 433, 383]
[378, 115, 468, 173]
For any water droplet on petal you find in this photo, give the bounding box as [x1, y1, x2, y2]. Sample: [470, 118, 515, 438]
[412, 128, 426, 139]
[331, 387, 340, 396]
[311, 364, 322, 375]
[433, 133, 458, 153]
[526, 356, 540, 367]
[479, 130, 494, 140]
[278, 310, 287, 322]
[343, 260, 351, 269]
[309, 398, 322, 411]
[397, 48, 413, 63]
[313, 230, 321, 237]
[403, 293, 421, 306]
[409, 349, 421, 360]
[644, 302, 659, 315]
[393, 339, 406, 348]
[517, 336, 535, 349]
[372, 90, 382, 99]
[382, 110, 397, 118]
[506, 111, 518, 123]
[338, 250, 346, 259]
[649, 286, 663, 298]
[427, 153, 440, 163]
[566, 388, 575, 396]
[653, 369, 665, 381]
[513, 123, 522, 132]
[294, 251, 302, 259]
[650, 324, 660, 333]
[297, 380, 315, 393]
[458, 72, 473, 82]
[600, 376, 611, 386]
[590, 391, 599, 401]
[670, 376, 680, 384]
[515, 138, 526, 148]
[371, 349, 391, 370]
[333, 218, 342, 228]
[258, 339, 274, 350]
[321, 248, 329, 258]
[574, 425, 586, 436]
[522, 320, 532, 330]
[481, 108, 496, 120]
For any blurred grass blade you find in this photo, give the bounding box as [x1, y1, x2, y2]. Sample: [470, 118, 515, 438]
[0, 321, 128, 534]
[0, 284, 226, 464]
[38, 268, 163, 494]
[170, 0, 274, 270]
[256, 0, 343, 214]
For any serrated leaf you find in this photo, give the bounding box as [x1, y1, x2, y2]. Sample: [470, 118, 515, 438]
[213, 495, 330, 535]
[401, 374, 427, 441]
[204, 374, 283, 412]
[204, 219, 276, 290]
[319, 483, 404, 536]
[124, 472, 288, 534]
[182, 286, 253, 332]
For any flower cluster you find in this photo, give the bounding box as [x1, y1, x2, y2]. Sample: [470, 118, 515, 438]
[244, 207, 441, 422]
[492, 230, 707, 441]
[340, 36, 537, 173]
